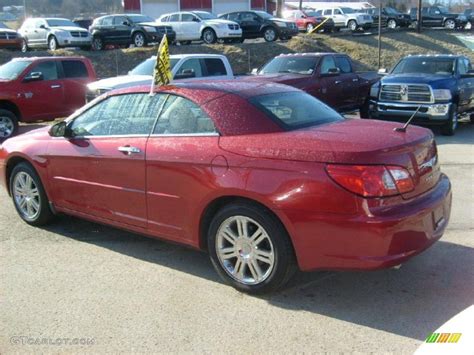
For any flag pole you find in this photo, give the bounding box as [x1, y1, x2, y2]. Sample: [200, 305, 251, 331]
[149, 35, 166, 96]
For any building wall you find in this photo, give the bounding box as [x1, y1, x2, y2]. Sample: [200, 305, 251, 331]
[142, 0, 179, 18]
[213, 0, 250, 15]
[180, 0, 212, 11]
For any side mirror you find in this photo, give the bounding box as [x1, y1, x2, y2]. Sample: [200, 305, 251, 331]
[122, 21, 130, 26]
[461, 70, 474, 78]
[251, 68, 259, 75]
[49, 121, 72, 138]
[321, 67, 340, 76]
[192, 17, 201, 22]
[39, 24, 47, 29]
[23, 72, 44, 82]
[378, 68, 388, 75]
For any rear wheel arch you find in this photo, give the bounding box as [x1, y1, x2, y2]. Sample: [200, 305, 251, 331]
[0, 100, 22, 120]
[198, 195, 295, 254]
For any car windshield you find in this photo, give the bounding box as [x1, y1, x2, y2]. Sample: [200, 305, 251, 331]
[46, 19, 78, 27]
[255, 11, 272, 19]
[250, 92, 343, 130]
[128, 15, 155, 23]
[392, 57, 455, 75]
[385, 7, 399, 15]
[340, 7, 355, 14]
[305, 11, 319, 17]
[194, 12, 217, 20]
[0, 60, 31, 80]
[260, 56, 319, 75]
[130, 57, 179, 76]
[0, 22, 9, 29]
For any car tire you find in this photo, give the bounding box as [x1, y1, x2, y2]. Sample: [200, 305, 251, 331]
[359, 99, 370, 119]
[92, 36, 104, 50]
[444, 19, 456, 30]
[306, 23, 315, 33]
[387, 19, 397, 29]
[133, 32, 147, 47]
[10, 162, 55, 226]
[441, 104, 458, 136]
[202, 28, 217, 44]
[21, 39, 28, 52]
[348, 20, 358, 32]
[263, 27, 277, 42]
[48, 35, 58, 51]
[0, 109, 18, 140]
[207, 202, 296, 294]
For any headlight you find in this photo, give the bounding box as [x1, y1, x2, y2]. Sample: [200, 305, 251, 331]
[458, 15, 467, 21]
[433, 89, 452, 101]
[56, 31, 69, 38]
[143, 26, 157, 32]
[274, 21, 287, 28]
[370, 84, 380, 98]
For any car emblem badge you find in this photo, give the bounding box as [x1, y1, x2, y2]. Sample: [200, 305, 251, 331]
[400, 85, 408, 101]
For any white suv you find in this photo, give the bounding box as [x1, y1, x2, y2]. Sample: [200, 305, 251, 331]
[157, 11, 242, 44]
[315, 7, 373, 31]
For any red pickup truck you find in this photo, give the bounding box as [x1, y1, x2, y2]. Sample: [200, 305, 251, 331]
[246, 53, 379, 116]
[0, 56, 96, 139]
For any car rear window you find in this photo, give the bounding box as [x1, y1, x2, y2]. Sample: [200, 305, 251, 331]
[62, 60, 88, 78]
[260, 56, 319, 75]
[203, 58, 227, 76]
[250, 92, 343, 130]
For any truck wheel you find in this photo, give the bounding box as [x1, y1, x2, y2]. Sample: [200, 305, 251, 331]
[359, 100, 370, 119]
[348, 20, 358, 32]
[444, 19, 456, 30]
[387, 19, 397, 29]
[263, 27, 277, 42]
[207, 202, 296, 294]
[441, 104, 458, 136]
[48, 36, 58, 50]
[202, 28, 217, 44]
[0, 109, 18, 140]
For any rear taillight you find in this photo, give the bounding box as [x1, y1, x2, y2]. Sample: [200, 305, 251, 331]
[326, 164, 414, 198]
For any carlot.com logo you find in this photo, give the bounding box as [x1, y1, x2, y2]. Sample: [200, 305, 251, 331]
[425, 333, 462, 343]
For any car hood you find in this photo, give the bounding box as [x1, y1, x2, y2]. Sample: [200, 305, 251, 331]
[88, 75, 152, 91]
[0, 29, 18, 34]
[219, 119, 437, 198]
[51, 26, 88, 32]
[243, 73, 312, 86]
[382, 73, 454, 87]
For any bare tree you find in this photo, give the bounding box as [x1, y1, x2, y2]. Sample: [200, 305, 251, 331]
[276, 0, 283, 17]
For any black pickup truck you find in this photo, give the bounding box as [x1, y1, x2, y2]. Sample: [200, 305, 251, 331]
[409, 6, 468, 29]
[368, 55, 474, 136]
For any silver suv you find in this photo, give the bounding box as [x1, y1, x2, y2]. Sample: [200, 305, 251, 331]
[18, 18, 91, 51]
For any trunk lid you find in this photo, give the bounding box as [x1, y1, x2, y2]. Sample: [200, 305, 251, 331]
[219, 119, 439, 199]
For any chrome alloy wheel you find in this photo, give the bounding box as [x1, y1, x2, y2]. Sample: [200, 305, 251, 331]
[13, 172, 41, 221]
[134, 32, 145, 47]
[216, 216, 275, 285]
[0, 116, 14, 138]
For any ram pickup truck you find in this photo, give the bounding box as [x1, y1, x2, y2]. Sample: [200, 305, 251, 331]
[245, 53, 379, 115]
[368, 55, 474, 136]
[0, 56, 96, 139]
[87, 54, 234, 100]
[409, 6, 468, 29]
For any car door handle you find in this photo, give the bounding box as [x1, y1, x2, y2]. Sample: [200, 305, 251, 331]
[118, 146, 141, 155]
[51, 84, 61, 89]
[335, 80, 342, 84]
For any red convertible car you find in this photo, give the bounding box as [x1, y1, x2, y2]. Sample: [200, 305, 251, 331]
[0, 81, 452, 293]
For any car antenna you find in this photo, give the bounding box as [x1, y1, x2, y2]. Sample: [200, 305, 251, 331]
[394, 105, 422, 133]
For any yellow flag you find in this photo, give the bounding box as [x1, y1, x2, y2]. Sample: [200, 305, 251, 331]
[151, 35, 172, 90]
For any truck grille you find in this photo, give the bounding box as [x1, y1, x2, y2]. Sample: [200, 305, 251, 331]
[228, 24, 239, 30]
[380, 84, 433, 103]
[70, 31, 89, 38]
[0, 32, 17, 39]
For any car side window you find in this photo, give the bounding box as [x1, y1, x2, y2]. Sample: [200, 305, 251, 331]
[458, 58, 468, 75]
[228, 13, 239, 21]
[203, 59, 227, 76]
[169, 14, 180, 22]
[334, 9, 342, 15]
[160, 16, 169, 22]
[335, 57, 352, 74]
[153, 95, 217, 135]
[27, 61, 58, 80]
[178, 58, 203, 77]
[182, 14, 197, 22]
[323, 9, 332, 16]
[102, 17, 113, 26]
[70, 94, 166, 137]
[34, 19, 45, 28]
[320, 56, 337, 74]
[113, 16, 128, 25]
[61, 60, 88, 78]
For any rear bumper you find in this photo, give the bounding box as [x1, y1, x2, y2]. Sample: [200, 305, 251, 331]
[369, 100, 452, 125]
[0, 38, 22, 50]
[286, 174, 451, 271]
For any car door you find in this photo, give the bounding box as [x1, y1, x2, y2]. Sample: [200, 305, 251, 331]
[239, 12, 261, 37]
[29, 19, 48, 47]
[457, 58, 474, 113]
[334, 56, 359, 109]
[58, 59, 91, 114]
[16, 60, 65, 121]
[97, 16, 115, 43]
[181, 13, 201, 40]
[332, 9, 346, 27]
[112, 15, 131, 42]
[167, 13, 183, 40]
[317, 55, 343, 110]
[146, 94, 219, 242]
[46, 93, 167, 228]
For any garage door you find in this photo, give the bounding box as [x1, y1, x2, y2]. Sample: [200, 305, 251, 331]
[213, 0, 249, 16]
[143, 0, 179, 19]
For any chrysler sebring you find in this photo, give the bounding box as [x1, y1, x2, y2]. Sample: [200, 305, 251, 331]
[0, 81, 452, 293]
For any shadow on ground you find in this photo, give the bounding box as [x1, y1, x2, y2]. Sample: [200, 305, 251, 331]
[41, 214, 473, 343]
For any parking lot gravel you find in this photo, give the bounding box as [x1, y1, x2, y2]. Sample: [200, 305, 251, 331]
[0, 121, 473, 353]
